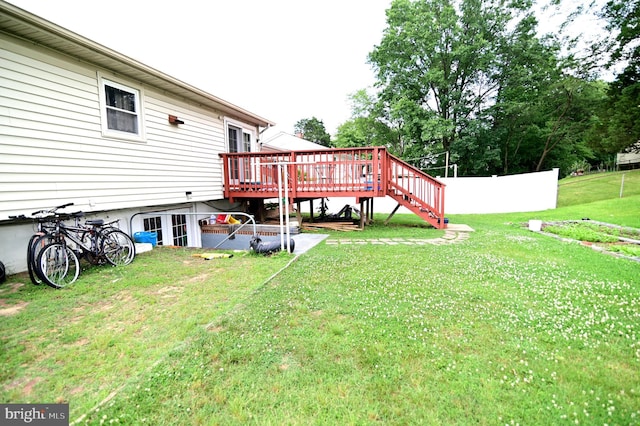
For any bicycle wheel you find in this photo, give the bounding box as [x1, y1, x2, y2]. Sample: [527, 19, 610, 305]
[101, 230, 136, 266]
[37, 242, 80, 289]
[27, 234, 54, 285]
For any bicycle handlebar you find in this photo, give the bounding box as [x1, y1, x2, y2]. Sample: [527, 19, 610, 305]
[31, 202, 75, 216]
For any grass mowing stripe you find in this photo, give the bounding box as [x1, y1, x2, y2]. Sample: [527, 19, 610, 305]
[72, 249, 303, 424]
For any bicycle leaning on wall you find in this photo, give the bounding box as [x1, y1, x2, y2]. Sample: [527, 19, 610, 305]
[11, 203, 136, 289]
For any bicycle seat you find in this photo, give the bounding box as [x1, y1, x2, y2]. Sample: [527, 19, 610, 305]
[86, 219, 104, 226]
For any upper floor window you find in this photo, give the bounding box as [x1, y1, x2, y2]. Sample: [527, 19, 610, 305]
[98, 74, 145, 141]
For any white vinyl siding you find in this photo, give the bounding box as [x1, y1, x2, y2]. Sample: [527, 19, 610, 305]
[0, 35, 238, 219]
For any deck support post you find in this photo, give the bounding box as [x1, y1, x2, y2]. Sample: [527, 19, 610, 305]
[359, 199, 366, 229]
[295, 203, 302, 226]
[384, 203, 402, 225]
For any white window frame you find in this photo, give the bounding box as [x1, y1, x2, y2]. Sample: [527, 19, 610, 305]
[98, 73, 146, 142]
[224, 118, 255, 153]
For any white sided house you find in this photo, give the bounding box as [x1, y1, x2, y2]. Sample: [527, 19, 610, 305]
[0, 1, 274, 274]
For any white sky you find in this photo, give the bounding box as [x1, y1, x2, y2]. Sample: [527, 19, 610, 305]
[7, 0, 392, 136]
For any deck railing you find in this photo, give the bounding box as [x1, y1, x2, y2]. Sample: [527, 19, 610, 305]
[220, 147, 387, 200]
[385, 152, 446, 223]
[220, 146, 447, 228]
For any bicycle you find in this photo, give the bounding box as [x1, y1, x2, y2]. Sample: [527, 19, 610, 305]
[11, 202, 75, 286]
[60, 216, 136, 267]
[37, 215, 135, 288]
[12, 203, 136, 288]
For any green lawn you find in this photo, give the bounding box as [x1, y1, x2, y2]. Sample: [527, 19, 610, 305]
[558, 169, 640, 208]
[1, 175, 639, 425]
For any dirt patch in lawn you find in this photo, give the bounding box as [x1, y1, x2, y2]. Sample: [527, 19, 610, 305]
[0, 299, 28, 316]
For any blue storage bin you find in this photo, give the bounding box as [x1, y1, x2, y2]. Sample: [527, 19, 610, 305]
[133, 231, 157, 246]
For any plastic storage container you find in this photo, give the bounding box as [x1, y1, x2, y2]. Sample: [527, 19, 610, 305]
[133, 231, 158, 246]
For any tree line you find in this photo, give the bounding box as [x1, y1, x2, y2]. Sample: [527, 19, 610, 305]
[294, 0, 639, 178]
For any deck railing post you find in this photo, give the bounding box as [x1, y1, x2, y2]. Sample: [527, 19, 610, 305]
[372, 147, 379, 195]
[220, 154, 230, 199]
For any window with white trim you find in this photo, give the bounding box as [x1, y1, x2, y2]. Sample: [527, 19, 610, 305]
[99, 76, 144, 141]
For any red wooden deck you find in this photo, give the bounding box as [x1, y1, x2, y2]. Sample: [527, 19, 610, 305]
[220, 147, 447, 229]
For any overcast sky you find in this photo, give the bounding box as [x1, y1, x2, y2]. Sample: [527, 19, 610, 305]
[7, 0, 607, 138]
[7, 0, 392, 136]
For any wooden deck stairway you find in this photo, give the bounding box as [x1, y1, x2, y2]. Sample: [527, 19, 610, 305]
[220, 147, 446, 229]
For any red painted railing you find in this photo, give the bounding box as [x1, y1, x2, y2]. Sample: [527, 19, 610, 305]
[219, 147, 446, 228]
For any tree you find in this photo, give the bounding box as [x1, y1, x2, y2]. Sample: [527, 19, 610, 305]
[601, 0, 640, 65]
[368, 0, 523, 157]
[488, 13, 563, 174]
[293, 117, 331, 147]
[595, 0, 640, 153]
[491, 29, 607, 176]
[367, 0, 616, 176]
[533, 77, 606, 173]
[334, 90, 400, 153]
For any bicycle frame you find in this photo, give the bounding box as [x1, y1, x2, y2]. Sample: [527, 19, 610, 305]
[52, 222, 103, 261]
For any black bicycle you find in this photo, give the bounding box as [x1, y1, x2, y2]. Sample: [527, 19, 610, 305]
[37, 216, 135, 288]
[55, 216, 136, 267]
[10, 203, 75, 286]
[13, 203, 136, 289]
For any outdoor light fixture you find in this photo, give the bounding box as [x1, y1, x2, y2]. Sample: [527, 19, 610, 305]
[168, 115, 184, 125]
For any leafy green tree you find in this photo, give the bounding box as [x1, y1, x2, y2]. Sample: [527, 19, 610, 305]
[594, 0, 640, 154]
[293, 117, 332, 147]
[367, 0, 552, 176]
[491, 27, 607, 176]
[366, 0, 616, 176]
[334, 90, 400, 153]
[488, 13, 563, 174]
[601, 0, 640, 64]
[602, 66, 640, 153]
[368, 0, 522, 157]
[534, 77, 606, 173]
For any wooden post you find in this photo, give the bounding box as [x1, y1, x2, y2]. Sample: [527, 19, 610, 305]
[296, 201, 302, 225]
[371, 198, 375, 223]
[384, 203, 402, 225]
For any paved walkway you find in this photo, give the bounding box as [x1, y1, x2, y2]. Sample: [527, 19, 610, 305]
[291, 224, 474, 254]
[318, 224, 474, 249]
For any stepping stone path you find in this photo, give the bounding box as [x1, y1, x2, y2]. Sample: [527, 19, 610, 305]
[324, 224, 474, 247]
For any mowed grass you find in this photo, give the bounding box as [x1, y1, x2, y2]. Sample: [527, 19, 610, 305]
[0, 248, 293, 419]
[1, 174, 639, 425]
[558, 169, 640, 208]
